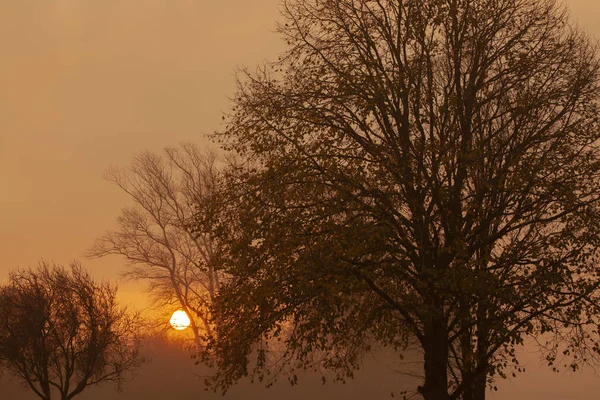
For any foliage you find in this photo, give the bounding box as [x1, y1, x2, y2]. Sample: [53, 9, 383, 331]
[0, 261, 141, 400]
[199, 0, 600, 399]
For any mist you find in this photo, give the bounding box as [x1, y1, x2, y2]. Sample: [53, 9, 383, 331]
[2, 0, 600, 399]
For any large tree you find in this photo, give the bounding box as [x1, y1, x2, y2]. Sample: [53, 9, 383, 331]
[88, 143, 223, 347]
[0, 261, 141, 400]
[201, 0, 600, 399]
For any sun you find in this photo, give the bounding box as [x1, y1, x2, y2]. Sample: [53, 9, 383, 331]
[169, 310, 191, 330]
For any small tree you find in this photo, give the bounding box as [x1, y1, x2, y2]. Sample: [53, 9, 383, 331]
[0, 261, 141, 400]
[201, 0, 600, 399]
[87, 143, 223, 346]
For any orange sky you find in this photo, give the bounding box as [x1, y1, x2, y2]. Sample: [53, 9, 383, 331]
[0, 0, 283, 307]
[1, 0, 600, 398]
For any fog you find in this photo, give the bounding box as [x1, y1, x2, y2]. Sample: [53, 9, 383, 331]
[2, 0, 600, 398]
[0, 336, 421, 399]
[3, 336, 600, 399]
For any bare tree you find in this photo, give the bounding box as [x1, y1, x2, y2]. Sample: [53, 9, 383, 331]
[87, 143, 222, 346]
[0, 261, 141, 400]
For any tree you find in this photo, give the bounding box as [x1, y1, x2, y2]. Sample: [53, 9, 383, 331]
[0, 261, 141, 400]
[200, 0, 600, 399]
[87, 143, 223, 347]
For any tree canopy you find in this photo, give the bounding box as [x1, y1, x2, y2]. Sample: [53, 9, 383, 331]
[0, 261, 142, 400]
[201, 0, 600, 399]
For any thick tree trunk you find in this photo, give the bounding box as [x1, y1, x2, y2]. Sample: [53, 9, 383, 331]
[419, 318, 450, 400]
[473, 372, 486, 400]
[464, 386, 473, 400]
[472, 306, 489, 400]
[460, 328, 488, 400]
[462, 371, 486, 400]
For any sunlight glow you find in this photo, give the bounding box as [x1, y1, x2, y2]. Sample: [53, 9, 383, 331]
[169, 310, 191, 330]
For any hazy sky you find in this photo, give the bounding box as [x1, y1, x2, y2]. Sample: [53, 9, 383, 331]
[1, 0, 600, 398]
[0, 0, 283, 307]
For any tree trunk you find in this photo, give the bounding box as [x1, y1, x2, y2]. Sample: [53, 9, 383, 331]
[472, 302, 489, 400]
[472, 372, 486, 400]
[464, 386, 473, 400]
[462, 370, 486, 400]
[419, 318, 450, 400]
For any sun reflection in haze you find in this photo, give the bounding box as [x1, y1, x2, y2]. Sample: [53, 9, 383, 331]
[169, 310, 191, 331]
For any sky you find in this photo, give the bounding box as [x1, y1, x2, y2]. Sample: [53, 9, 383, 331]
[0, 0, 283, 308]
[1, 0, 600, 398]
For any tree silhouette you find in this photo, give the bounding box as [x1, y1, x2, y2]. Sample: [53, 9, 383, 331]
[0, 261, 141, 400]
[200, 1, 600, 399]
[88, 143, 223, 347]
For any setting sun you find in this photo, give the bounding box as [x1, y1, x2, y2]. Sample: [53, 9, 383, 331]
[4, 0, 600, 399]
[169, 310, 191, 331]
